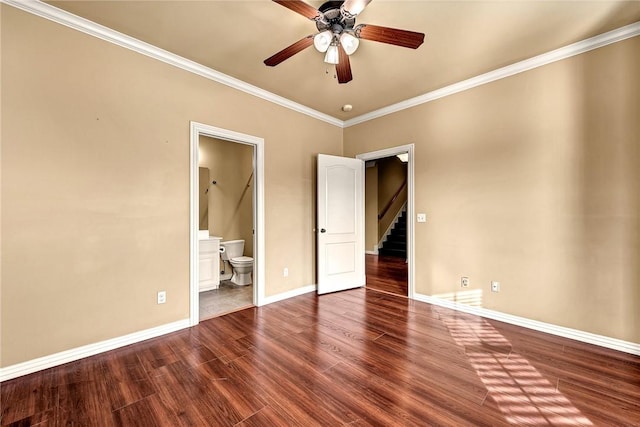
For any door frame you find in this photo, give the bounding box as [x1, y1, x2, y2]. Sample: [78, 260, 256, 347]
[356, 144, 415, 299]
[189, 121, 265, 326]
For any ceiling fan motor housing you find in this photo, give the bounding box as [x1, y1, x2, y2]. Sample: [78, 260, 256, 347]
[316, 1, 356, 34]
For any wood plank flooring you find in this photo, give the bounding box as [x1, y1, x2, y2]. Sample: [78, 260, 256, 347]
[366, 254, 408, 296]
[2, 288, 639, 426]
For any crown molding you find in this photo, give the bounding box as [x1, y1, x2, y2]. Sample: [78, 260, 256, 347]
[3, 2, 639, 132]
[345, 20, 640, 127]
[1, 0, 344, 128]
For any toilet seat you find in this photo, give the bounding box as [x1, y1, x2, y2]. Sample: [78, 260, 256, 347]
[231, 256, 253, 264]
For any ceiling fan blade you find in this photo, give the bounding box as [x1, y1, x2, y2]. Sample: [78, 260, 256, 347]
[356, 24, 425, 49]
[336, 44, 353, 84]
[342, 0, 373, 16]
[273, 0, 321, 20]
[264, 35, 314, 66]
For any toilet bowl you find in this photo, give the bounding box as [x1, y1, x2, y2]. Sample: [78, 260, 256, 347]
[220, 240, 253, 286]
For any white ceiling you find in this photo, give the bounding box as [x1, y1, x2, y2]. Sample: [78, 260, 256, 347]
[46, 0, 640, 120]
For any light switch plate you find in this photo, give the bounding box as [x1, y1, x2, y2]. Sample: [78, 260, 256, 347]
[417, 213, 426, 223]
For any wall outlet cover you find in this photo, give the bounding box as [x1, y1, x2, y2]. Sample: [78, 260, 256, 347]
[157, 291, 167, 304]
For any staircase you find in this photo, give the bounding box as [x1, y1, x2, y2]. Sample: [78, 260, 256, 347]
[379, 210, 407, 258]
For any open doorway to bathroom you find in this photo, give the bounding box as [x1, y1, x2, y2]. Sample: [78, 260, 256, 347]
[189, 122, 264, 327]
[198, 135, 255, 320]
[357, 145, 414, 298]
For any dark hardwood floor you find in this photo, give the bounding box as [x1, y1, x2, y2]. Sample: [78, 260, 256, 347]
[2, 288, 639, 426]
[366, 254, 408, 296]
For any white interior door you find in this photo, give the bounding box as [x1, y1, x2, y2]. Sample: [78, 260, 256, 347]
[317, 154, 365, 294]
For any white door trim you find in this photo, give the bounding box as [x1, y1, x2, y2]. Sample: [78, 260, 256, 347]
[189, 121, 266, 326]
[356, 144, 415, 299]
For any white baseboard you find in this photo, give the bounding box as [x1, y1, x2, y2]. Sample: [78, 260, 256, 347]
[0, 319, 190, 382]
[8, 290, 635, 382]
[261, 284, 316, 306]
[2, 285, 318, 381]
[365, 250, 378, 255]
[414, 293, 640, 356]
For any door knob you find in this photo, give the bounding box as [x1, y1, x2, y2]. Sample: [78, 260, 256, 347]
[320, 228, 326, 233]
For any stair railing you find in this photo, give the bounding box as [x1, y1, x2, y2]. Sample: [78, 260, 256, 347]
[378, 179, 407, 220]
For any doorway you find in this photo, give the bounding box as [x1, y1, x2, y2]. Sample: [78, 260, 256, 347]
[189, 122, 265, 326]
[198, 135, 254, 319]
[357, 145, 414, 298]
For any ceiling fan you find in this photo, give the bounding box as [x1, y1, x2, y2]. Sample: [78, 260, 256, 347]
[264, 0, 425, 84]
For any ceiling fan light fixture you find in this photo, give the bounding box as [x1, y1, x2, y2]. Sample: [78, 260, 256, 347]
[342, 0, 371, 16]
[313, 30, 333, 53]
[339, 32, 359, 55]
[324, 44, 339, 64]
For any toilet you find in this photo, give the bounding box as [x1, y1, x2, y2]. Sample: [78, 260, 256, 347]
[219, 240, 253, 286]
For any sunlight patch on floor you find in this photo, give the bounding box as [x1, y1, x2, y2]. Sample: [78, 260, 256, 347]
[443, 316, 593, 425]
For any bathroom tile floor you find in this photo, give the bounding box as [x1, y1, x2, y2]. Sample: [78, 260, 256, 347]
[199, 280, 253, 320]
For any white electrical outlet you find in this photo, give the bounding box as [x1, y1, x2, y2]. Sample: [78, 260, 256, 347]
[491, 281, 500, 292]
[417, 213, 427, 223]
[461, 277, 469, 287]
[283, 267, 289, 277]
[157, 291, 167, 304]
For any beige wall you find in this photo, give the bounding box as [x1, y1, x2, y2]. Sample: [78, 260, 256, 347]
[199, 136, 254, 257]
[345, 36, 640, 343]
[198, 167, 209, 230]
[376, 157, 407, 240]
[364, 157, 408, 251]
[1, 6, 341, 367]
[364, 165, 378, 252]
[2, 4, 638, 370]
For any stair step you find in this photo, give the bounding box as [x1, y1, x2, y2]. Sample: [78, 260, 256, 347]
[379, 248, 406, 258]
[379, 209, 407, 259]
[383, 241, 406, 251]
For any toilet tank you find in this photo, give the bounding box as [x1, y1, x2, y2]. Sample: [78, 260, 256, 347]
[220, 240, 244, 260]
